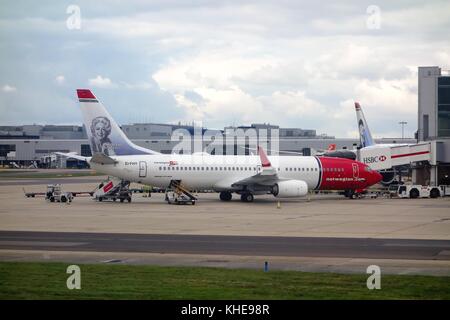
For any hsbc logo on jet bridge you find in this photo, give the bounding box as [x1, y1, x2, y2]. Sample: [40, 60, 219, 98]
[363, 155, 387, 164]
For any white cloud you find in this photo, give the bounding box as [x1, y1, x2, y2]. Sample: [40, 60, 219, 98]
[88, 75, 116, 88]
[2, 84, 17, 92]
[55, 75, 65, 85]
[1, 1, 449, 137]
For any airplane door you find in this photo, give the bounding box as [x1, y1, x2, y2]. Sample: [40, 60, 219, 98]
[352, 163, 359, 179]
[139, 161, 147, 178]
[256, 165, 262, 174]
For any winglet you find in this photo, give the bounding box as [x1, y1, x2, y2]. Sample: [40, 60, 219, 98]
[355, 102, 361, 110]
[258, 146, 271, 167]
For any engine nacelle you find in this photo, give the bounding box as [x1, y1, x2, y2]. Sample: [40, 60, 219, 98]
[380, 168, 397, 186]
[272, 180, 308, 198]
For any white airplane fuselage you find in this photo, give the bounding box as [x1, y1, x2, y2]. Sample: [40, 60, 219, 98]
[90, 153, 378, 192]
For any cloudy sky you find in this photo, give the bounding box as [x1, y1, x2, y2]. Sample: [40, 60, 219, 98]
[1, 0, 449, 138]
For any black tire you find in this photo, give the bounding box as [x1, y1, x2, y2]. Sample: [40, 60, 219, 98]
[240, 193, 254, 202]
[344, 190, 354, 198]
[60, 196, 67, 203]
[430, 188, 440, 198]
[98, 197, 103, 202]
[219, 191, 232, 201]
[409, 188, 419, 199]
[120, 199, 124, 203]
[49, 197, 55, 203]
[127, 197, 132, 203]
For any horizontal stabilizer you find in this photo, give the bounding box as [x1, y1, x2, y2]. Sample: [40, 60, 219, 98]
[91, 153, 117, 164]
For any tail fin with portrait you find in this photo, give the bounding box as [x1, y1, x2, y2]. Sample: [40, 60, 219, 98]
[77, 89, 160, 156]
[354, 102, 375, 148]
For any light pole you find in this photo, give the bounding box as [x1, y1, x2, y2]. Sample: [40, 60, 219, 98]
[399, 121, 407, 140]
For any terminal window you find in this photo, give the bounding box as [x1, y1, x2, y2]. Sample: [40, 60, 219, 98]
[0, 144, 16, 157]
[438, 77, 450, 137]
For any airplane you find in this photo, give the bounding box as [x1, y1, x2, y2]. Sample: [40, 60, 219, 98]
[355, 102, 408, 149]
[57, 89, 382, 202]
[316, 143, 357, 160]
[355, 102, 411, 185]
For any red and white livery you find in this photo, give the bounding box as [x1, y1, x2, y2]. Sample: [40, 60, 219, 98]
[57, 89, 382, 202]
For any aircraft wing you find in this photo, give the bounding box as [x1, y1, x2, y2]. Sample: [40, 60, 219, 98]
[55, 152, 91, 162]
[231, 147, 280, 188]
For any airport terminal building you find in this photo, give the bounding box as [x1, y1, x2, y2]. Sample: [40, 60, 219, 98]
[0, 122, 412, 168]
[414, 66, 450, 185]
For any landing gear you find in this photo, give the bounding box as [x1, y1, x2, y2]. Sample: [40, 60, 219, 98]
[240, 193, 254, 202]
[344, 190, 354, 198]
[219, 191, 232, 201]
[344, 189, 363, 199]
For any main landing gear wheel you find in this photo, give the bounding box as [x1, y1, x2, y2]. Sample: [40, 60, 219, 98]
[344, 190, 354, 198]
[219, 191, 232, 201]
[240, 193, 254, 202]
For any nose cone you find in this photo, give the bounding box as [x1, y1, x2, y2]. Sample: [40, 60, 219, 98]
[372, 170, 383, 185]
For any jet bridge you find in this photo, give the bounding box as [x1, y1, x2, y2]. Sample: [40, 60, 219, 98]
[357, 142, 432, 171]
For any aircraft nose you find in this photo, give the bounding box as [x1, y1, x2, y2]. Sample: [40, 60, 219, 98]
[373, 170, 383, 184]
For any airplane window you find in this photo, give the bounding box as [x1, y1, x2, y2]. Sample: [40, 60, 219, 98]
[306, 168, 309, 171]
[176, 167, 179, 170]
[159, 167, 162, 170]
[201, 167, 204, 170]
[294, 168, 297, 171]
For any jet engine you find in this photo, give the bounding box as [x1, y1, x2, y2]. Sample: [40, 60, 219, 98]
[272, 180, 308, 198]
[379, 168, 396, 185]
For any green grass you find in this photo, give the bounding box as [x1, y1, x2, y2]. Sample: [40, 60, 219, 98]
[0, 262, 449, 299]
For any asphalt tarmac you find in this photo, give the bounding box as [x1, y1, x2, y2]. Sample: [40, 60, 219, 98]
[1, 230, 449, 260]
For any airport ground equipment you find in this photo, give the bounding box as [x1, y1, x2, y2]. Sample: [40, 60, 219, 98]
[165, 180, 197, 205]
[358, 142, 431, 171]
[396, 185, 443, 199]
[44, 184, 73, 203]
[93, 177, 132, 202]
[440, 185, 450, 196]
[24, 185, 93, 199]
